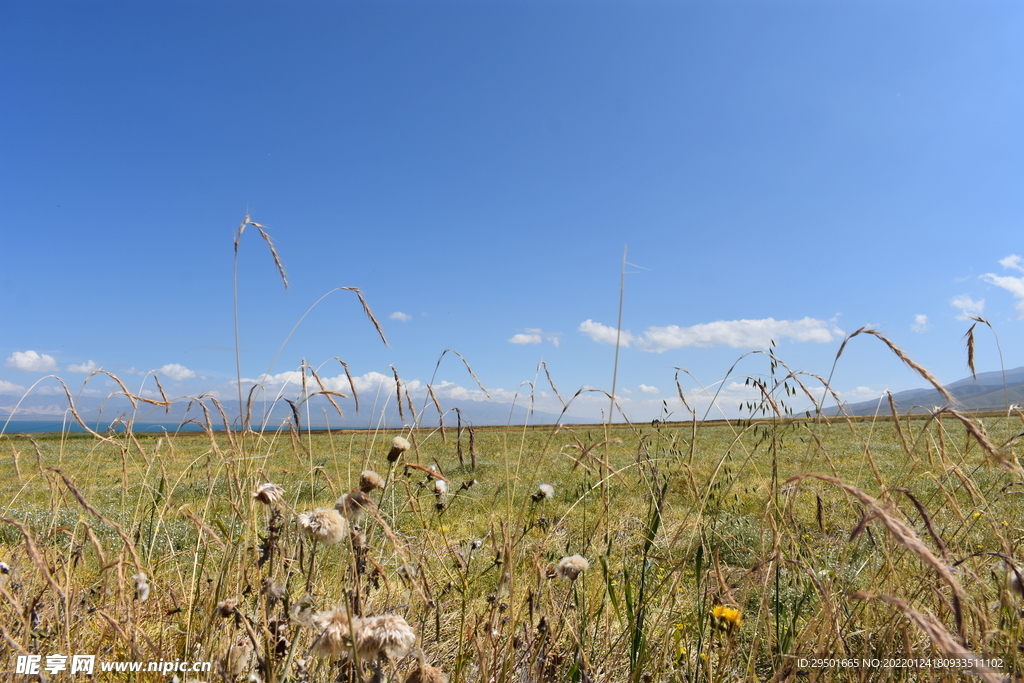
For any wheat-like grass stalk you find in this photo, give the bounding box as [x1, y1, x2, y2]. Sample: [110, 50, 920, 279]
[787, 473, 969, 639]
[852, 592, 1002, 683]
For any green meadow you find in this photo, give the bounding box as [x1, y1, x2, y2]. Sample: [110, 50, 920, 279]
[1, 408, 1022, 682]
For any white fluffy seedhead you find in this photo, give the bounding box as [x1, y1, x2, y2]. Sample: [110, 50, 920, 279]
[359, 470, 384, 492]
[134, 572, 151, 601]
[357, 614, 416, 662]
[297, 508, 349, 545]
[335, 490, 373, 522]
[252, 482, 284, 506]
[556, 555, 589, 581]
[311, 608, 359, 658]
[388, 436, 411, 462]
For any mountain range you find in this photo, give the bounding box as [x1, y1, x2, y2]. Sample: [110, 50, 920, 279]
[0, 389, 593, 431]
[829, 366, 1024, 416]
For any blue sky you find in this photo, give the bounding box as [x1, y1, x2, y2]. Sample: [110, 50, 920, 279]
[3, 1, 1024, 423]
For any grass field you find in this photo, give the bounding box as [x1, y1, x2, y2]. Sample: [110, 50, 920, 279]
[2, 405, 1023, 682]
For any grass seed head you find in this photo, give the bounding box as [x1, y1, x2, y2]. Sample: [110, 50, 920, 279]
[359, 469, 384, 491]
[311, 608, 358, 659]
[253, 482, 284, 506]
[556, 555, 589, 580]
[297, 508, 349, 545]
[388, 436, 411, 462]
[357, 614, 416, 662]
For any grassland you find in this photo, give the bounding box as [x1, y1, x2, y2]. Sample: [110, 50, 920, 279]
[1, 408, 1023, 682]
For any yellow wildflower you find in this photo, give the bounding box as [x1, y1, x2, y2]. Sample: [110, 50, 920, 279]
[710, 605, 742, 633]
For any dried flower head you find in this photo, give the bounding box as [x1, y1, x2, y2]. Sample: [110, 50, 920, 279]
[710, 605, 743, 633]
[297, 508, 348, 545]
[262, 578, 285, 603]
[289, 593, 316, 627]
[359, 470, 384, 491]
[1008, 568, 1024, 599]
[216, 598, 238, 619]
[133, 572, 150, 601]
[223, 638, 252, 678]
[433, 479, 448, 496]
[335, 490, 374, 522]
[405, 663, 449, 683]
[532, 484, 554, 502]
[388, 436, 411, 463]
[357, 614, 416, 662]
[556, 555, 589, 580]
[311, 608, 359, 658]
[252, 482, 284, 506]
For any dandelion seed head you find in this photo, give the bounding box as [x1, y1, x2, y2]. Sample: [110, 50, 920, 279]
[433, 479, 448, 495]
[556, 555, 589, 580]
[356, 614, 416, 662]
[252, 483, 284, 506]
[297, 508, 348, 545]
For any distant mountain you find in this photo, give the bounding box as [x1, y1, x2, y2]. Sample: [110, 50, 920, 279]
[829, 367, 1024, 416]
[0, 391, 594, 431]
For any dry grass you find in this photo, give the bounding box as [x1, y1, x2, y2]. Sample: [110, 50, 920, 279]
[2, 221, 1023, 682]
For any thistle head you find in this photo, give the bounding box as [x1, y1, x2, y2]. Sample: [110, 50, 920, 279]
[297, 508, 348, 545]
[311, 608, 359, 658]
[388, 436, 411, 463]
[253, 482, 284, 506]
[556, 555, 589, 581]
[359, 469, 384, 492]
[356, 614, 416, 662]
[532, 484, 554, 502]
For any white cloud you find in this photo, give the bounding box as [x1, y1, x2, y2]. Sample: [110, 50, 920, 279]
[157, 363, 196, 381]
[389, 311, 412, 322]
[911, 314, 929, 333]
[579, 320, 634, 346]
[508, 328, 561, 347]
[6, 350, 58, 372]
[837, 386, 886, 403]
[981, 272, 1024, 318]
[67, 360, 98, 374]
[581, 317, 840, 352]
[509, 332, 542, 345]
[638, 384, 659, 394]
[950, 294, 985, 320]
[999, 254, 1024, 273]
[0, 380, 26, 395]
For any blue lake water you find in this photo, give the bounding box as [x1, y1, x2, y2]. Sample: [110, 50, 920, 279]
[0, 420, 213, 434]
